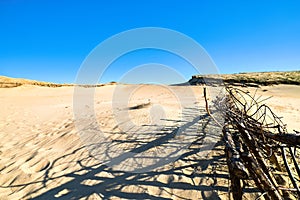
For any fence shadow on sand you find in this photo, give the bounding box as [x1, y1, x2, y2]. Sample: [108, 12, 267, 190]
[7, 108, 240, 199]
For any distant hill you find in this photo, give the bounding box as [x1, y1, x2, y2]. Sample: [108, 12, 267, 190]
[1, 71, 300, 88]
[0, 76, 73, 88]
[189, 71, 300, 87]
[0, 76, 117, 88]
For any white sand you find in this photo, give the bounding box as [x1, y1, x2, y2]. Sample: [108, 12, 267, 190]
[0, 84, 298, 199]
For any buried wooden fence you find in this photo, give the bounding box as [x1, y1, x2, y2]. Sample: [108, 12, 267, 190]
[204, 87, 300, 200]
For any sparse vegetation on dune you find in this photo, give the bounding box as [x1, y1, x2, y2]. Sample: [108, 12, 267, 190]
[0, 76, 73, 88]
[190, 71, 300, 86]
[0, 76, 108, 88]
[1, 71, 300, 88]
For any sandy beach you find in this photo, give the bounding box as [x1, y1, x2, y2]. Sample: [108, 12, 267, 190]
[0, 84, 299, 199]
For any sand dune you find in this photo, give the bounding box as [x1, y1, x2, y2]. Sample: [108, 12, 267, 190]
[0, 76, 69, 88]
[190, 71, 300, 86]
[0, 81, 299, 199]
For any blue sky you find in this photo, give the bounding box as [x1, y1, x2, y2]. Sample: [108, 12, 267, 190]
[0, 0, 299, 83]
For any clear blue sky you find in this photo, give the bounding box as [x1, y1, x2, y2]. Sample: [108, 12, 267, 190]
[0, 0, 299, 83]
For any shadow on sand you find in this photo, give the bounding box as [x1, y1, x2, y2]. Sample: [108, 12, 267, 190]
[7, 109, 232, 199]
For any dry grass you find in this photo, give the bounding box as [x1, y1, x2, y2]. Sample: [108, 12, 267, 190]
[190, 71, 300, 86]
[0, 76, 73, 88]
[1, 71, 300, 88]
[0, 76, 114, 88]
